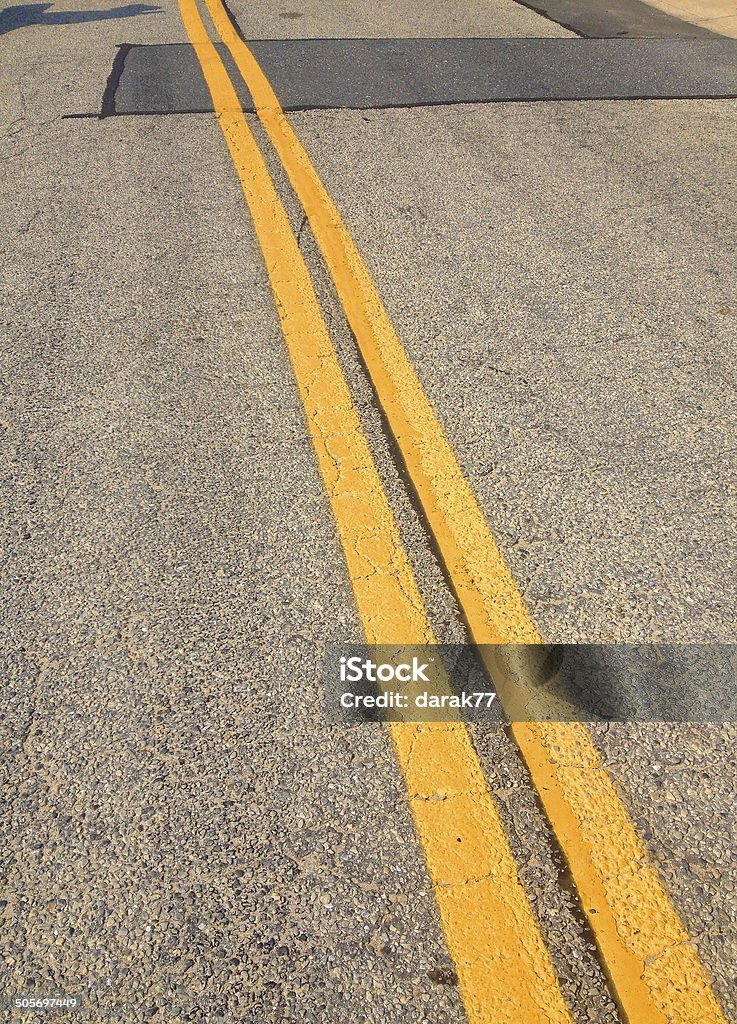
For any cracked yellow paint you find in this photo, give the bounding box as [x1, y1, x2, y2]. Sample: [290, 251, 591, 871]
[515, 722, 728, 1024]
[200, 3, 729, 1022]
[174, 3, 426, 647]
[177, 0, 574, 1020]
[395, 721, 574, 1024]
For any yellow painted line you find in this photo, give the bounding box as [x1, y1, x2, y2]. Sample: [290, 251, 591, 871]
[515, 722, 728, 1024]
[198, 5, 729, 1023]
[175, 1, 574, 1021]
[174, 4, 427, 648]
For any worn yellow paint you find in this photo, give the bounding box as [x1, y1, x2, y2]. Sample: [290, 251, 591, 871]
[395, 723, 572, 1024]
[174, 4, 422, 646]
[202, 4, 729, 1022]
[515, 723, 728, 1024]
[177, 1, 574, 1021]
[200, 2, 541, 646]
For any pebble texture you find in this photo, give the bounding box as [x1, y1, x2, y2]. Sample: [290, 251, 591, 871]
[2, 0, 735, 1020]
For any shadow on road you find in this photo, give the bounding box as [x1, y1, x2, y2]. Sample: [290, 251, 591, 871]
[0, 2, 160, 35]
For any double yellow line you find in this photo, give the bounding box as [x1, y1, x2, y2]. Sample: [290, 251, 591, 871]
[175, 2, 727, 1021]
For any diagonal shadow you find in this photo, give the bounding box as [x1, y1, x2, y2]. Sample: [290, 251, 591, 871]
[0, 2, 160, 36]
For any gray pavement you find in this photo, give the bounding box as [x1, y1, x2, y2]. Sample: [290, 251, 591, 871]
[288, 97, 736, 644]
[2, 0, 736, 1021]
[286, 93, 737, 1011]
[0, 8, 468, 1020]
[213, 0, 574, 40]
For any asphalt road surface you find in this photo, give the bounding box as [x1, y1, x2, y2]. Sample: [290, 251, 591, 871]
[1, 0, 736, 1022]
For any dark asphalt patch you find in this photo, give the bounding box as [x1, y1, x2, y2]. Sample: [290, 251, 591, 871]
[511, 0, 719, 39]
[107, 38, 737, 116]
[101, 41, 245, 116]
